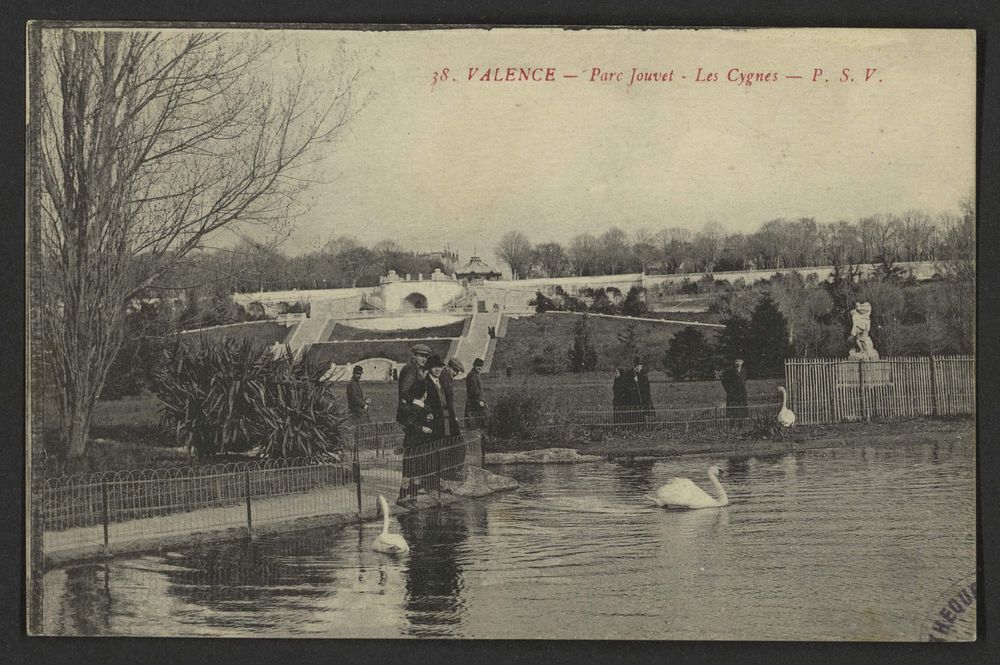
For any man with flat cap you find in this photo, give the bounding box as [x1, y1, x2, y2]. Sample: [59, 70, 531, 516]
[347, 365, 371, 450]
[397, 344, 431, 425]
[465, 357, 487, 426]
[347, 365, 369, 419]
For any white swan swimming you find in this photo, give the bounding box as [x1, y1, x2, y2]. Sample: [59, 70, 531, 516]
[371, 495, 410, 555]
[648, 465, 729, 509]
[777, 386, 796, 427]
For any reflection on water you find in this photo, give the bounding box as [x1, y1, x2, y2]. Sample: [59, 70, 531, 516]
[43, 440, 975, 640]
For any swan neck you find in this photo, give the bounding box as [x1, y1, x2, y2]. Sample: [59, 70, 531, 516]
[780, 388, 788, 409]
[709, 472, 729, 506]
[379, 496, 390, 534]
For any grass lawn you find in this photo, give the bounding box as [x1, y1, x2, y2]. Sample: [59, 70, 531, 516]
[78, 373, 783, 435]
[491, 311, 722, 374]
[43, 374, 970, 476]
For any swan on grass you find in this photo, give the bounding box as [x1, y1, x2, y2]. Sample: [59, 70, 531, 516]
[371, 495, 409, 555]
[777, 386, 796, 427]
[648, 465, 729, 509]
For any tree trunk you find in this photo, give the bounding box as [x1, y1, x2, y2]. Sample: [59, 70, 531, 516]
[65, 397, 95, 460]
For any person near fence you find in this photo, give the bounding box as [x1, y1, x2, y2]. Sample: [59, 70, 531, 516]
[347, 365, 370, 419]
[612, 367, 628, 425]
[423, 355, 458, 492]
[347, 365, 372, 451]
[620, 358, 652, 427]
[397, 344, 431, 425]
[721, 358, 748, 421]
[465, 357, 487, 422]
[441, 357, 467, 480]
[398, 382, 435, 504]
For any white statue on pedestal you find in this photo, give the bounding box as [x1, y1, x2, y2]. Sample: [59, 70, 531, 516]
[848, 301, 879, 360]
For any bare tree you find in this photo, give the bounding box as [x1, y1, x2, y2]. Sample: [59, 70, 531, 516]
[532, 241, 569, 277]
[568, 233, 600, 276]
[495, 230, 533, 279]
[34, 29, 363, 460]
[598, 227, 631, 275]
[692, 221, 726, 272]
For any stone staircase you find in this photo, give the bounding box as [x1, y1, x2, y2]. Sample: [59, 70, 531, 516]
[284, 315, 331, 356]
[449, 292, 505, 374]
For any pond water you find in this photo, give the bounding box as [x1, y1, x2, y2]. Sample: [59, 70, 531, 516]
[42, 440, 976, 640]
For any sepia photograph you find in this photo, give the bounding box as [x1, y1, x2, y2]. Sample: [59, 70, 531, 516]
[25, 24, 977, 641]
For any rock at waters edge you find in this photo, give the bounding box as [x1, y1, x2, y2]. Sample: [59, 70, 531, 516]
[485, 448, 604, 465]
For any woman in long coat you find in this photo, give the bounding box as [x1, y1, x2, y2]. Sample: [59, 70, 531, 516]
[397, 382, 434, 502]
[423, 355, 461, 489]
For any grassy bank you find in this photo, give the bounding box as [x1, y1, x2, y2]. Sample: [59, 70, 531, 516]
[491, 312, 723, 374]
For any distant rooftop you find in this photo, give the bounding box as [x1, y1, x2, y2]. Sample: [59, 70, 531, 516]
[454, 255, 502, 278]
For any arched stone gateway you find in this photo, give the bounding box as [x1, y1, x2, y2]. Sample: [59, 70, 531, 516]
[402, 292, 429, 310]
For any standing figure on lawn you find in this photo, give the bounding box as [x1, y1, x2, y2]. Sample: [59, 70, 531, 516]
[721, 357, 748, 422]
[848, 301, 880, 360]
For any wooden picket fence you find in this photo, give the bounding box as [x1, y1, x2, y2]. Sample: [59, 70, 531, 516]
[784, 356, 975, 425]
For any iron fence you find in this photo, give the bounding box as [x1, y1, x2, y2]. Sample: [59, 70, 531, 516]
[43, 432, 483, 564]
[785, 356, 975, 424]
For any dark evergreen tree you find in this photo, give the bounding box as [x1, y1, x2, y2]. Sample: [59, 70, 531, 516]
[663, 327, 716, 380]
[567, 314, 599, 372]
[714, 315, 750, 365]
[745, 295, 791, 378]
[616, 321, 642, 366]
[621, 286, 649, 317]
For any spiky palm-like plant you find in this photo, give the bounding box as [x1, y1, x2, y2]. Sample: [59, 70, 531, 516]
[155, 339, 346, 458]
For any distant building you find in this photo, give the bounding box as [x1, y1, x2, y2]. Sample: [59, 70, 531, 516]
[416, 247, 459, 269]
[454, 256, 502, 282]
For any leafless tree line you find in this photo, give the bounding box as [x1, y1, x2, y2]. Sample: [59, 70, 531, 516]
[494, 204, 974, 279]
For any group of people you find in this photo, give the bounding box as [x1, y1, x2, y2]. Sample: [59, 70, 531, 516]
[610, 357, 750, 425]
[611, 358, 654, 425]
[346, 344, 488, 505]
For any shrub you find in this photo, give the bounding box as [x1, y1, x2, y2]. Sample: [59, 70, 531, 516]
[621, 286, 649, 317]
[155, 338, 347, 458]
[532, 291, 561, 313]
[531, 343, 566, 375]
[486, 384, 548, 440]
[664, 327, 716, 380]
[746, 412, 789, 440]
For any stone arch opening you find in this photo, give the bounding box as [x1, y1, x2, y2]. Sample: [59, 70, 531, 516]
[401, 292, 428, 310]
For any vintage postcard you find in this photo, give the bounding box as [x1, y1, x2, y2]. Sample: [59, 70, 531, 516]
[26, 25, 976, 640]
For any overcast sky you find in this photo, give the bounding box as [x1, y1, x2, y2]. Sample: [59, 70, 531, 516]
[263, 28, 974, 270]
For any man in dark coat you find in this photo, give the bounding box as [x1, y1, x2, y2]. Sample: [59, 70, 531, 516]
[346, 365, 369, 418]
[346, 365, 370, 449]
[612, 368, 628, 425]
[721, 357, 748, 421]
[631, 358, 653, 427]
[396, 344, 432, 503]
[443, 357, 464, 427]
[397, 344, 431, 424]
[465, 357, 487, 422]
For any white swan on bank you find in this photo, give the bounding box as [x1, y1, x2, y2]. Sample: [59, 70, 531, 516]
[371, 495, 409, 555]
[648, 465, 729, 509]
[777, 386, 796, 427]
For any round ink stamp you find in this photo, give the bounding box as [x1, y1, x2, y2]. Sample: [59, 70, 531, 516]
[919, 573, 977, 642]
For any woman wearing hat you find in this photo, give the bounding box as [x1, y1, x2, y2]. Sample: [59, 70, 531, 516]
[397, 380, 434, 503]
[422, 354, 462, 491]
